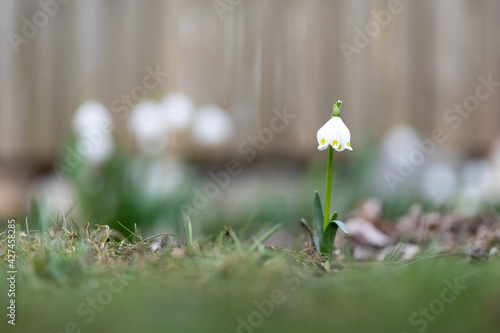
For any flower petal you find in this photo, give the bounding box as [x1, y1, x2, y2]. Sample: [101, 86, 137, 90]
[317, 119, 335, 150]
[317, 116, 353, 152]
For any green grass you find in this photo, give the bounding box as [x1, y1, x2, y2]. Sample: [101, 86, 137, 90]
[1, 223, 500, 333]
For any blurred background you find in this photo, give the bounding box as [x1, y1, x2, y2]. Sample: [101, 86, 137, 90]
[0, 0, 499, 238]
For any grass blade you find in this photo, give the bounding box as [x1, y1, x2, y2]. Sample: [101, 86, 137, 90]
[229, 230, 244, 254]
[251, 223, 282, 251]
[117, 221, 142, 242]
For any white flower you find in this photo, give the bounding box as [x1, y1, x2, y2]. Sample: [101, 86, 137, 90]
[191, 105, 234, 147]
[421, 163, 457, 203]
[317, 117, 353, 151]
[129, 157, 185, 197]
[160, 92, 195, 130]
[72, 100, 114, 136]
[128, 100, 169, 155]
[381, 125, 419, 161]
[72, 100, 115, 164]
[83, 135, 115, 164]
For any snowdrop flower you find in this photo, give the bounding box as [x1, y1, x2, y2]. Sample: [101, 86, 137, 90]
[490, 136, 500, 200]
[84, 135, 115, 164]
[160, 92, 195, 130]
[72, 100, 115, 164]
[128, 100, 169, 155]
[455, 159, 492, 215]
[129, 157, 185, 197]
[317, 101, 353, 151]
[191, 105, 234, 147]
[460, 159, 494, 201]
[312, 100, 352, 261]
[420, 163, 457, 203]
[381, 125, 420, 161]
[72, 100, 113, 136]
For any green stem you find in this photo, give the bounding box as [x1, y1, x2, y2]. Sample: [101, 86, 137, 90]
[324, 146, 333, 230]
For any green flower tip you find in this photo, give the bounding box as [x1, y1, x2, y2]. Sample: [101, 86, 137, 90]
[332, 100, 342, 117]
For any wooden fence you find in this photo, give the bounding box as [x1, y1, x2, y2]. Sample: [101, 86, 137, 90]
[0, 0, 499, 171]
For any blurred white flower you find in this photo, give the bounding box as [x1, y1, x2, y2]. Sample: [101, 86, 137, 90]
[72, 100, 114, 136]
[128, 100, 169, 155]
[129, 157, 184, 197]
[144, 158, 184, 196]
[381, 125, 420, 161]
[316, 116, 353, 151]
[160, 92, 194, 130]
[420, 163, 457, 203]
[456, 185, 484, 216]
[84, 135, 115, 164]
[72, 100, 115, 164]
[191, 105, 234, 147]
[490, 136, 500, 200]
[27, 174, 76, 215]
[460, 159, 494, 201]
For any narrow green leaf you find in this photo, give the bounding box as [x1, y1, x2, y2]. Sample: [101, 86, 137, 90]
[329, 218, 349, 235]
[320, 220, 349, 259]
[320, 223, 338, 259]
[332, 211, 338, 221]
[314, 191, 324, 246]
[313, 236, 319, 249]
[186, 216, 194, 250]
[25, 217, 31, 241]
